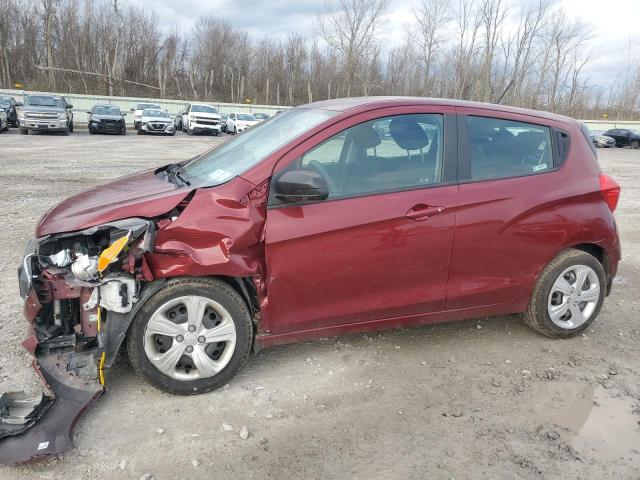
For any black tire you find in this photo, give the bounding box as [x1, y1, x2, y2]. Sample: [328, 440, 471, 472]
[20, 127, 28, 135]
[120, 127, 126, 135]
[631, 140, 639, 149]
[137, 128, 144, 135]
[524, 249, 606, 338]
[69, 121, 74, 133]
[89, 127, 95, 135]
[127, 278, 253, 395]
[62, 124, 70, 136]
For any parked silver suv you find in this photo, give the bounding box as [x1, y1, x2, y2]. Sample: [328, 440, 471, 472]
[18, 95, 74, 135]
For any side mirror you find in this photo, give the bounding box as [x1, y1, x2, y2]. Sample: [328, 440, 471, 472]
[275, 170, 329, 203]
[122, 112, 127, 116]
[85, 110, 92, 114]
[15, 102, 23, 107]
[130, 107, 135, 111]
[66, 104, 73, 109]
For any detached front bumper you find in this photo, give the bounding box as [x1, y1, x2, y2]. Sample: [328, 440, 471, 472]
[0, 353, 103, 465]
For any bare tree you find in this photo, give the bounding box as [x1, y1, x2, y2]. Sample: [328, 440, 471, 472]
[317, 0, 389, 96]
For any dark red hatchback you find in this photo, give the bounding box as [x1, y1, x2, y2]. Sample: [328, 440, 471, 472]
[2, 97, 621, 463]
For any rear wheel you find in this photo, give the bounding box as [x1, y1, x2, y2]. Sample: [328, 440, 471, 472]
[69, 121, 74, 133]
[19, 127, 28, 135]
[631, 140, 639, 149]
[524, 249, 605, 337]
[127, 278, 253, 395]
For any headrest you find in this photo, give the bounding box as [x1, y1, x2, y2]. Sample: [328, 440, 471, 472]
[349, 124, 381, 149]
[389, 117, 429, 151]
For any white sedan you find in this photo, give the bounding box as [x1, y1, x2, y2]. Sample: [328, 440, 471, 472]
[226, 113, 258, 134]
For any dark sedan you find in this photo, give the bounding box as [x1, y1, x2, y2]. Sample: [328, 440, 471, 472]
[603, 128, 640, 149]
[88, 105, 126, 135]
[0, 95, 20, 127]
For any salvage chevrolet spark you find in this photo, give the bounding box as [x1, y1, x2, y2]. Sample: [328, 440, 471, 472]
[1, 97, 621, 464]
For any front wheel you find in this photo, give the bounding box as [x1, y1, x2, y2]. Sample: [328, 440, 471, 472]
[20, 127, 28, 135]
[524, 249, 606, 337]
[631, 140, 639, 149]
[127, 278, 253, 395]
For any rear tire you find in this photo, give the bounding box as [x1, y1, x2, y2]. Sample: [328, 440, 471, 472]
[127, 278, 253, 395]
[524, 249, 606, 337]
[20, 127, 28, 135]
[631, 140, 639, 149]
[69, 121, 74, 133]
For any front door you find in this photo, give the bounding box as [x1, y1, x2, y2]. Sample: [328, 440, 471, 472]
[264, 109, 458, 334]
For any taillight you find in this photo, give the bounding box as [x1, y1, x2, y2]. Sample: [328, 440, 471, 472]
[599, 173, 620, 212]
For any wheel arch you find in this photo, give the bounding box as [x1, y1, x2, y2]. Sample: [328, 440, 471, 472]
[570, 243, 613, 295]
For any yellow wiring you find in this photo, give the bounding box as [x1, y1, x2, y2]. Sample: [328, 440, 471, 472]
[99, 351, 106, 386]
[97, 307, 106, 386]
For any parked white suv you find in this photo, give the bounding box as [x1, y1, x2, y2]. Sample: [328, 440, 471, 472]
[131, 102, 161, 130]
[226, 112, 258, 134]
[182, 103, 222, 136]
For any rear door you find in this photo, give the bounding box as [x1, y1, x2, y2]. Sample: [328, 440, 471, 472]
[263, 107, 458, 334]
[446, 108, 569, 309]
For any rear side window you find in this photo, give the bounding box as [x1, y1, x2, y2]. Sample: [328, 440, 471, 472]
[467, 116, 553, 181]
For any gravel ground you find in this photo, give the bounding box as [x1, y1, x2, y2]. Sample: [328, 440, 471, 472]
[0, 129, 638, 480]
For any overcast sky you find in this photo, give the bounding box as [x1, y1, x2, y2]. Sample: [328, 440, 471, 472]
[130, 0, 639, 90]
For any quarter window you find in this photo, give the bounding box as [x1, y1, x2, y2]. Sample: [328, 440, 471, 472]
[282, 114, 444, 200]
[467, 116, 554, 180]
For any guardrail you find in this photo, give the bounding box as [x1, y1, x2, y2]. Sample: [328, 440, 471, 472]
[0, 88, 291, 127]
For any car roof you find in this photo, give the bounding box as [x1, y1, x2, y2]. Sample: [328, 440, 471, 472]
[190, 103, 215, 107]
[299, 96, 574, 125]
[94, 104, 119, 108]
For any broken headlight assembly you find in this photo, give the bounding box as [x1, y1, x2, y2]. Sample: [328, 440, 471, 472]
[2, 218, 154, 465]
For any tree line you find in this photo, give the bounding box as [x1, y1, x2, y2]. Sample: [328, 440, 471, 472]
[0, 0, 638, 119]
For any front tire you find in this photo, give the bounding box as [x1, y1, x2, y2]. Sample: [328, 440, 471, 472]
[524, 249, 606, 337]
[20, 127, 28, 135]
[631, 140, 639, 149]
[127, 278, 253, 395]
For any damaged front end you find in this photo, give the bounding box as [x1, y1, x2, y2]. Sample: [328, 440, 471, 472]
[0, 218, 154, 465]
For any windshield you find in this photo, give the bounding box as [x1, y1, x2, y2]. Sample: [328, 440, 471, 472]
[93, 106, 121, 115]
[237, 114, 256, 121]
[137, 103, 160, 110]
[183, 108, 338, 185]
[25, 96, 64, 108]
[0, 97, 10, 106]
[143, 109, 169, 118]
[191, 105, 218, 114]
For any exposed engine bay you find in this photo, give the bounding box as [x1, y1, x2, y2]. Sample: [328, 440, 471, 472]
[1, 218, 155, 464]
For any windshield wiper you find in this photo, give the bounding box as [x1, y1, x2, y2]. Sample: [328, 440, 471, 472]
[165, 164, 192, 186]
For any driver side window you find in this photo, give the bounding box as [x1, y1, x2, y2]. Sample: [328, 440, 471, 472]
[294, 113, 444, 200]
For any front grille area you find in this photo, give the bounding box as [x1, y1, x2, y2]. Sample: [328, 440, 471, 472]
[25, 112, 58, 120]
[103, 120, 119, 131]
[149, 122, 167, 131]
[194, 117, 220, 126]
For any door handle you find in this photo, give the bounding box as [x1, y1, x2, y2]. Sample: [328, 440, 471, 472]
[405, 204, 445, 220]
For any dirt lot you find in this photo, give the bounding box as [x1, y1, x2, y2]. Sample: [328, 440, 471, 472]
[0, 129, 638, 480]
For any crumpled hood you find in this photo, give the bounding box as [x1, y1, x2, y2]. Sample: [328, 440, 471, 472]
[36, 169, 191, 237]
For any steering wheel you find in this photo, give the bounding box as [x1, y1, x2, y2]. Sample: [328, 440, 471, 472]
[307, 160, 338, 195]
